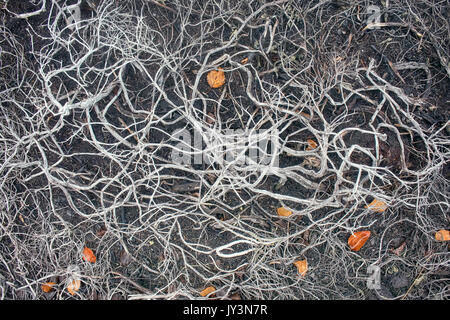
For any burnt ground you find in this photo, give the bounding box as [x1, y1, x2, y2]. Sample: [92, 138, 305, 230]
[0, 0, 449, 300]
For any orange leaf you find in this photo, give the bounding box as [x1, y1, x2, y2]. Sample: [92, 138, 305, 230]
[435, 229, 450, 241]
[348, 231, 371, 251]
[306, 139, 317, 150]
[277, 207, 293, 217]
[199, 286, 216, 297]
[365, 199, 387, 212]
[240, 57, 249, 64]
[82, 246, 96, 263]
[293, 260, 308, 276]
[67, 279, 80, 296]
[41, 282, 56, 293]
[207, 68, 225, 88]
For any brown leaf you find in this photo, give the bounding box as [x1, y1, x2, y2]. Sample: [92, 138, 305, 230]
[390, 241, 406, 256]
[67, 279, 81, 296]
[293, 260, 308, 276]
[277, 207, 293, 217]
[348, 231, 371, 251]
[111, 293, 125, 300]
[120, 249, 132, 266]
[306, 139, 318, 150]
[41, 282, 56, 293]
[230, 292, 241, 300]
[199, 286, 216, 297]
[207, 68, 226, 88]
[302, 156, 321, 168]
[206, 112, 215, 125]
[365, 199, 388, 212]
[82, 246, 96, 263]
[96, 228, 107, 238]
[435, 229, 450, 241]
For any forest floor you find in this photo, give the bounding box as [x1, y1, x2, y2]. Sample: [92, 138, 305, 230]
[0, 0, 448, 300]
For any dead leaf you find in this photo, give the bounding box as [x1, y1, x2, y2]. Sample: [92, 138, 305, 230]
[206, 111, 215, 124]
[67, 279, 81, 296]
[365, 199, 388, 212]
[240, 57, 249, 64]
[230, 292, 241, 300]
[111, 293, 125, 300]
[96, 228, 107, 238]
[277, 207, 293, 217]
[293, 260, 308, 276]
[306, 139, 318, 150]
[435, 229, 450, 241]
[207, 68, 226, 88]
[302, 156, 321, 168]
[120, 249, 132, 266]
[390, 241, 406, 256]
[82, 246, 96, 263]
[41, 282, 56, 293]
[199, 286, 216, 297]
[348, 231, 371, 251]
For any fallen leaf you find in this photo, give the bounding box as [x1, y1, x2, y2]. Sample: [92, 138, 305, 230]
[82, 246, 96, 263]
[230, 292, 241, 300]
[67, 279, 81, 296]
[348, 231, 371, 251]
[277, 207, 293, 217]
[111, 293, 125, 300]
[365, 199, 388, 212]
[306, 139, 318, 150]
[199, 286, 216, 297]
[240, 57, 249, 64]
[207, 68, 226, 88]
[302, 156, 321, 168]
[96, 228, 107, 238]
[293, 260, 308, 276]
[435, 229, 450, 241]
[390, 241, 406, 256]
[119, 249, 132, 266]
[41, 282, 56, 293]
[206, 111, 215, 125]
